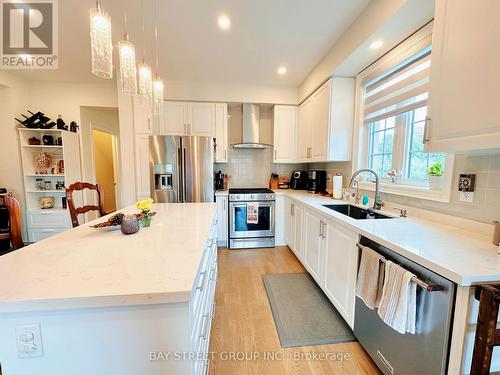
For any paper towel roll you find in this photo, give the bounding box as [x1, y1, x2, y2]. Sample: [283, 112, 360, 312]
[333, 174, 343, 199]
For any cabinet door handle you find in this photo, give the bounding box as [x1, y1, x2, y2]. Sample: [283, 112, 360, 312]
[224, 149, 227, 160]
[196, 271, 206, 291]
[291, 204, 294, 216]
[274, 149, 277, 160]
[322, 222, 326, 239]
[319, 221, 323, 237]
[423, 117, 430, 143]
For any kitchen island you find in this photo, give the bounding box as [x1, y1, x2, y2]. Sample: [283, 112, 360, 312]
[0, 203, 217, 375]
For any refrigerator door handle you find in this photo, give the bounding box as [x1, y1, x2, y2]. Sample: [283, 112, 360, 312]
[177, 147, 183, 202]
[182, 147, 187, 203]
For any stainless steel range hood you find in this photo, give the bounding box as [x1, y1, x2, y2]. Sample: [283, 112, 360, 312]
[232, 103, 272, 149]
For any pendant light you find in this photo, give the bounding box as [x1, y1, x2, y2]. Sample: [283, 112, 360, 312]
[89, 0, 113, 79]
[137, 0, 152, 103]
[117, 12, 137, 94]
[152, 0, 164, 114]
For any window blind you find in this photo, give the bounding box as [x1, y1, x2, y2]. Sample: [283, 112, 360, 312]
[363, 50, 431, 125]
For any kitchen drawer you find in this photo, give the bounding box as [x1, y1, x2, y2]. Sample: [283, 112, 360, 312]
[27, 210, 71, 229]
[28, 227, 69, 242]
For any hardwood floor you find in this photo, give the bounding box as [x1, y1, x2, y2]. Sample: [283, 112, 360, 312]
[209, 246, 381, 375]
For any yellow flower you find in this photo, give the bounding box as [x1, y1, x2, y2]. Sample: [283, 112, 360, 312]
[136, 198, 154, 212]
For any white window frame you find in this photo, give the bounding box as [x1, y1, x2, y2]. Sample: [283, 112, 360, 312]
[351, 22, 454, 203]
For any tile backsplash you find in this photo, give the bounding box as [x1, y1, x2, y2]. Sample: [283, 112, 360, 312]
[214, 148, 296, 188]
[215, 149, 500, 224]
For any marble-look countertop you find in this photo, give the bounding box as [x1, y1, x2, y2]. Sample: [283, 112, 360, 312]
[0, 203, 216, 313]
[278, 190, 499, 286]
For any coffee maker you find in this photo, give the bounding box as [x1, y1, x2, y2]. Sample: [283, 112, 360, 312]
[307, 170, 327, 194]
[289, 171, 308, 189]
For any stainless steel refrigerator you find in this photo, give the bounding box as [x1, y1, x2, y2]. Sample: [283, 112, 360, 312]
[149, 136, 214, 203]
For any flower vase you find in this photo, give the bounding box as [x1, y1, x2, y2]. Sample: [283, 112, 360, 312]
[141, 211, 151, 227]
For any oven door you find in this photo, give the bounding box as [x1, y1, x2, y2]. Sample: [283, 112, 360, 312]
[229, 201, 275, 239]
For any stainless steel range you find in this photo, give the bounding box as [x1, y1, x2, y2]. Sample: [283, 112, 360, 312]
[228, 188, 275, 249]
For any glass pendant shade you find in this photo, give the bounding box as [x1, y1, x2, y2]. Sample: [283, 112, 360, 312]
[138, 62, 153, 103]
[152, 77, 164, 114]
[89, 7, 113, 79]
[118, 39, 137, 94]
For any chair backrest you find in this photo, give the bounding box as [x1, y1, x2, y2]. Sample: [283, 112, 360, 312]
[66, 182, 105, 227]
[0, 194, 23, 249]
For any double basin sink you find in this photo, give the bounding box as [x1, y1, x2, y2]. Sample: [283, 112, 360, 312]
[322, 204, 393, 220]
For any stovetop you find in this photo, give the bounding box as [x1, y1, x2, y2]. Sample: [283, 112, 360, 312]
[228, 188, 275, 201]
[228, 188, 274, 194]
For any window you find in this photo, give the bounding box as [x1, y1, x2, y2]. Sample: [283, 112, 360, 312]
[363, 46, 445, 187]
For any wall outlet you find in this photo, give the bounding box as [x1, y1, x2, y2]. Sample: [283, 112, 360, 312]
[459, 191, 474, 203]
[15, 323, 43, 358]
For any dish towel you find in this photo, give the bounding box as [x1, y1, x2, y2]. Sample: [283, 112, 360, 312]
[356, 245, 385, 309]
[377, 260, 417, 334]
[246, 202, 259, 224]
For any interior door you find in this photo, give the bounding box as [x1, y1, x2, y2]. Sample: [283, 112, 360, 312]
[311, 81, 331, 161]
[189, 103, 215, 137]
[182, 136, 214, 202]
[162, 102, 187, 135]
[303, 209, 322, 282]
[322, 220, 359, 328]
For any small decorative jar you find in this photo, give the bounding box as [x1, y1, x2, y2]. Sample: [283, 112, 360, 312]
[121, 215, 140, 235]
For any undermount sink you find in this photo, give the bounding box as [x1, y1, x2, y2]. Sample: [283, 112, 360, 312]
[322, 204, 393, 220]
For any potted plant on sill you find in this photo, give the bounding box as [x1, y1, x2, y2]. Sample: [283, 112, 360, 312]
[427, 161, 443, 190]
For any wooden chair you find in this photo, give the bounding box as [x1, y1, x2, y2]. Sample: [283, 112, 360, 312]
[470, 284, 500, 374]
[66, 182, 106, 227]
[0, 194, 24, 250]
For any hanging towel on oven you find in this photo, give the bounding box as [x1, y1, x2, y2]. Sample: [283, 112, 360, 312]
[246, 202, 259, 224]
[377, 260, 417, 334]
[356, 245, 385, 309]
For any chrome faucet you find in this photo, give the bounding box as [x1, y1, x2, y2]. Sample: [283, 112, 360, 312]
[349, 169, 384, 210]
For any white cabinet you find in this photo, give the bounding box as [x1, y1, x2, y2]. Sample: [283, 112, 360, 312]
[284, 198, 305, 261]
[297, 78, 354, 162]
[162, 102, 188, 135]
[322, 220, 359, 329]
[133, 96, 153, 134]
[273, 105, 297, 163]
[190, 103, 215, 137]
[425, 0, 500, 152]
[303, 209, 324, 283]
[215, 195, 228, 246]
[135, 134, 151, 199]
[161, 102, 215, 137]
[215, 103, 228, 163]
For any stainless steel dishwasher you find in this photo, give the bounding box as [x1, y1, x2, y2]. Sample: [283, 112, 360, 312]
[354, 237, 456, 375]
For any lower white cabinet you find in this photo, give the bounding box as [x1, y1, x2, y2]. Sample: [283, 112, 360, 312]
[274, 194, 286, 246]
[285, 197, 305, 262]
[215, 195, 228, 246]
[322, 219, 359, 329]
[303, 209, 324, 283]
[284, 198, 359, 329]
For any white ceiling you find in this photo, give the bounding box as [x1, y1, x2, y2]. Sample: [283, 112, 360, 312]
[13, 0, 370, 86]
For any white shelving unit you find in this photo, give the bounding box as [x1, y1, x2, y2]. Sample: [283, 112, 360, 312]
[18, 128, 82, 242]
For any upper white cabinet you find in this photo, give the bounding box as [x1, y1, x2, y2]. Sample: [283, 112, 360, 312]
[190, 103, 215, 137]
[322, 219, 359, 329]
[135, 134, 151, 200]
[162, 102, 187, 135]
[273, 105, 297, 163]
[161, 102, 215, 137]
[133, 96, 153, 134]
[215, 103, 228, 163]
[297, 77, 354, 162]
[425, 0, 500, 152]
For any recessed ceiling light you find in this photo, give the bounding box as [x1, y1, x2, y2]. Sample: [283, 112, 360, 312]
[277, 66, 287, 75]
[370, 40, 383, 50]
[218, 14, 231, 30]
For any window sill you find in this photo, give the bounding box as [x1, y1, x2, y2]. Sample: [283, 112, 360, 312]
[356, 181, 452, 203]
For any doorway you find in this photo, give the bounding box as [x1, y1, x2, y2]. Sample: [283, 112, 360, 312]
[92, 129, 117, 213]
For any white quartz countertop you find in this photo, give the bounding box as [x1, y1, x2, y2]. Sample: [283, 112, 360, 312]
[278, 190, 499, 286]
[0, 203, 216, 313]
